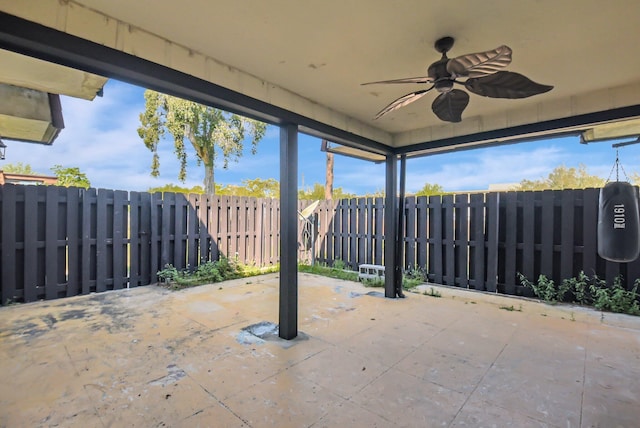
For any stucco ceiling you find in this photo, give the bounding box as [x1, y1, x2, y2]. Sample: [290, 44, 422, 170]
[1, 0, 639, 153]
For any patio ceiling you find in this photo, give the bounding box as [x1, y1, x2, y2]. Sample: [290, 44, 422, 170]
[1, 1, 639, 154]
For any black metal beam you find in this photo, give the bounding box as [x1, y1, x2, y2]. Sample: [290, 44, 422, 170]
[384, 155, 398, 298]
[395, 105, 640, 156]
[0, 11, 391, 156]
[279, 124, 298, 340]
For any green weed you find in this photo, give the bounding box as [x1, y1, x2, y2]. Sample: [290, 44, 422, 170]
[518, 271, 640, 316]
[423, 287, 442, 298]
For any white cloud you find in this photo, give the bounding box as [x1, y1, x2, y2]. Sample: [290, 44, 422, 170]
[406, 145, 567, 192]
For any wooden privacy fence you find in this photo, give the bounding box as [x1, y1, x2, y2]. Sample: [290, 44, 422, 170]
[316, 188, 640, 294]
[2, 184, 639, 304]
[0, 185, 282, 304]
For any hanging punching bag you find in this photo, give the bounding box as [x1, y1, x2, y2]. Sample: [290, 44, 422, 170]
[597, 181, 640, 262]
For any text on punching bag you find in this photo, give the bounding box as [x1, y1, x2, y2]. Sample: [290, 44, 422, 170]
[614, 203, 625, 229]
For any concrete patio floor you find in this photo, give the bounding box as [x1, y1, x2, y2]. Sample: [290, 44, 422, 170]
[1, 273, 639, 427]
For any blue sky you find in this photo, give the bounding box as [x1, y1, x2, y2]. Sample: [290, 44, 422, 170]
[4, 79, 640, 194]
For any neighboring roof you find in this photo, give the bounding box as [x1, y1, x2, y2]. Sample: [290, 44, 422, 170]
[0, 171, 57, 185]
[0, 1, 639, 154]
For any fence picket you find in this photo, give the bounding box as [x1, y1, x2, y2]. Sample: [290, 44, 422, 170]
[429, 195, 443, 284]
[486, 193, 499, 292]
[455, 194, 469, 288]
[521, 192, 535, 281]
[503, 192, 518, 294]
[66, 187, 80, 296]
[45, 186, 60, 299]
[112, 190, 126, 290]
[416, 196, 428, 270]
[540, 190, 554, 277]
[560, 190, 576, 281]
[470, 193, 485, 291]
[1, 185, 17, 304]
[174, 193, 186, 270]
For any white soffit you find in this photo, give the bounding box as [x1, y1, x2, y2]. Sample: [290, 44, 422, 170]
[581, 118, 640, 143]
[0, 49, 107, 100]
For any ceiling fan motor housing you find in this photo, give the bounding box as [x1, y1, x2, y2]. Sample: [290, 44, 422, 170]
[428, 58, 453, 93]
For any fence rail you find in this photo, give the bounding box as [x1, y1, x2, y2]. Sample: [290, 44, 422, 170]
[1, 184, 638, 304]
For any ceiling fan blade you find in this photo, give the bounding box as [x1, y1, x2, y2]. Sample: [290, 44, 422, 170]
[362, 76, 434, 85]
[373, 87, 433, 119]
[465, 71, 553, 98]
[431, 89, 469, 123]
[447, 45, 512, 78]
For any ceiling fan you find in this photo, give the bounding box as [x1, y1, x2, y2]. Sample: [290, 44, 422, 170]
[362, 37, 553, 123]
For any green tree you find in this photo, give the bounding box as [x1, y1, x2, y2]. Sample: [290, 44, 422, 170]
[299, 183, 354, 200]
[137, 90, 267, 195]
[361, 189, 385, 198]
[629, 172, 640, 186]
[148, 184, 206, 194]
[515, 164, 604, 190]
[415, 182, 445, 196]
[50, 165, 91, 189]
[2, 162, 40, 175]
[218, 178, 279, 198]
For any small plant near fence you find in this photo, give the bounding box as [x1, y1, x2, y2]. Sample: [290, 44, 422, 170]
[157, 256, 278, 290]
[518, 271, 640, 316]
[423, 287, 442, 298]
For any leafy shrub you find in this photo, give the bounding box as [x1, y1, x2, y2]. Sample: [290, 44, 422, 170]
[519, 271, 640, 316]
[518, 273, 561, 302]
[562, 271, 592, 306]
[157, 264, 181, 283]
[405, 265, 427, 282]
[194, 261, 223, 282]
[332, 259, 347, 270]
[590, 276, 640, 315]
[156, 256, 271, 290]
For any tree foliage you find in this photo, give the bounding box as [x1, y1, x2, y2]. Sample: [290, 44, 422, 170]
[414, 182, 445, 196]
[50, 165, 91, 189]
[219, 178, 279, 198]
[149, 178, 279, 198]
[137, 90, 267, 195]
[2, 162, 40, 175]
[515, 164, 605, 190]
[148, 184, 206, 194]
[299, 183, 354, 200]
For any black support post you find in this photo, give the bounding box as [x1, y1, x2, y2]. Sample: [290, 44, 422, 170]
[384, 155, 398, 298]
[395, 154, 407, 298]
[279, 124, 298, 339]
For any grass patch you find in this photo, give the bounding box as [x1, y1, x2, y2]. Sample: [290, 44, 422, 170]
[298, 263, 359, 282]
